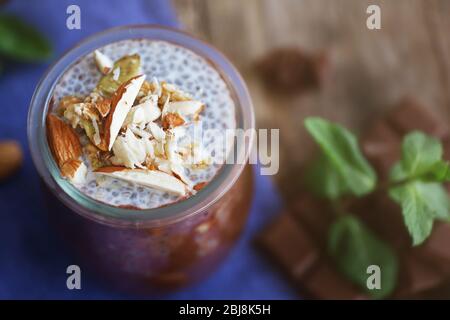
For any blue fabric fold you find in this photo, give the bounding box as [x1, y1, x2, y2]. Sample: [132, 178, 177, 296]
[0, 0, 295, 299]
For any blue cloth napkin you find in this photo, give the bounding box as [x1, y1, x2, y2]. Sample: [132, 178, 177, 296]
[0, 0, 295, 299]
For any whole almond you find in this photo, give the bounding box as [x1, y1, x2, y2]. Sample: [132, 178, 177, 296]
[0, 140, 23, 181]
[46, 114, 82, 168]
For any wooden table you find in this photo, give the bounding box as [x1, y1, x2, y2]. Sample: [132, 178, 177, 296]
[172, 0, 450, 203]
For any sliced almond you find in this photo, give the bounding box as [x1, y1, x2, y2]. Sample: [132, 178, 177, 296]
[162, 82, 193, 101]
[61, 159, 87, 184]
[94, 50, 114, 74]
[162, 100, 204, 118]
[46, 114, 82, 168]
[110, 128, 147, 168]
[164, 127, 188, 164]
[170, 162, 193, 188]
[154, 158, 172, 174]
[123, 95, 160, 127]
[152, 139, 166, 158]
[147, 122, 166, 141]
[103, 74, 146, 151]
[95, 167, 187, 196]
[137, 80, 154, 98]
[152, 77, 162, 97]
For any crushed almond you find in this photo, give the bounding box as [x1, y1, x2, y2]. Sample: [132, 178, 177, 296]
[95, 98, 112, 117]
[48, 51, 212, 204]
[162, 112, 185, 129]
[57, 96, 82, 117]
[193, 182, 207, 191]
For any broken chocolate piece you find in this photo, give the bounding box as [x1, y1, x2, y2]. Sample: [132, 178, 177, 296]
[387, 97, 448, 139]
[414, 223, 450, 277]
[393, 254, 443, 298]
[303, 260, 368, 299]
[351, 192, 411, 250]
[290, 193, 334, 248]
[255, 48, 328, 94]
[257, 213, 319, 283]
[362, 119, 401, 182]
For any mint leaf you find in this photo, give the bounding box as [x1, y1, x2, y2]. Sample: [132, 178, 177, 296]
[427, 160, 450, 182]
[0, 14, 52, 62]
[389, 162, 408, 182]
[389, 182, 450, 245]
[328, 215, 398, 299]
[399, 131, 442, 179]
[306, 153, 349, 199]
[304, 117, 376, 197]
[390, 131, 450, 182]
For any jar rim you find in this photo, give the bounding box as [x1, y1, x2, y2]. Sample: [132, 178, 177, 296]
[28, 25, 255, 227]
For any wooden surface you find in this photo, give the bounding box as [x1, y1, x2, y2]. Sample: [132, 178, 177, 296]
[172, 0, 450, 202]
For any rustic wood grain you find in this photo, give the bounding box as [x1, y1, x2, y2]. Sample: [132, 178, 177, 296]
[172, 0, 450, 202]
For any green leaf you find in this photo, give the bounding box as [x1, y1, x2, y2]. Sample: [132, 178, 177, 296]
[306, 153, 349, 199]
[427, 160, 450, 182]
[389, 181, 450, 245]
[399, 131, 442, 179]
[389, 162, 408, 182]
[0, 14, 52, 62]
[304, 117, 377, 197]
[328, 215, 398, 299]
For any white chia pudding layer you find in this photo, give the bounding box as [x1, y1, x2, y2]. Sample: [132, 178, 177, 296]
[51, 39, 236, 209]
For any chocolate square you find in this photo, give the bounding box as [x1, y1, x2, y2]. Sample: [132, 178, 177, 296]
[393, 254, 444, 298]
[257, 213, 320, 284]
[387, 97, 448, 139]
[302, 260, 368, 299]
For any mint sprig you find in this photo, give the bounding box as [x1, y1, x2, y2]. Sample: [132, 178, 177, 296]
[304, 117, 450, 297]
[388, 131, 450, 245]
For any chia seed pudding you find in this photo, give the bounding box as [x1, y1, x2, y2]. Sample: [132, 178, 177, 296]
[47, 39, 236, 209]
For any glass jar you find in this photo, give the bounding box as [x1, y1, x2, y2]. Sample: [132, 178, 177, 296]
[28, 25, 255, 293]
